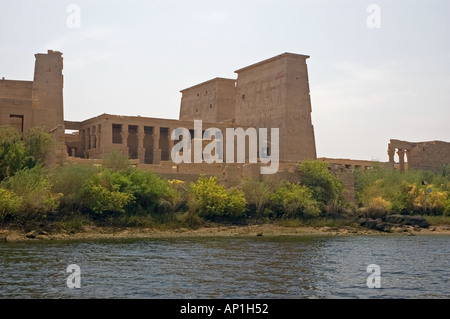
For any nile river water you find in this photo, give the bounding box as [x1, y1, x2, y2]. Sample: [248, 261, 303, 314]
[0, 235, 448, 299]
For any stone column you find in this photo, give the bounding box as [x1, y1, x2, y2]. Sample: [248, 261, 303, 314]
[121, 126, 128, 146]
[153, 126, 161, 164]
[397, 148, 405, 173]
[405, 149, 411, 171]
[100, 121, 113, 158]
[387, 145, 395, 169]
[96, 133, 101, 149]
[120, 125, 129, 157]
[84, 133, 90, 152]
[168, 128, 174, 162]
[81, 130, 86, 152]
[137, 127, 145, 164]
[90, 133, 96, 149]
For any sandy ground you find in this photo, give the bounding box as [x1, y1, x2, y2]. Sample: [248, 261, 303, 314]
[1, 224, 450, 242]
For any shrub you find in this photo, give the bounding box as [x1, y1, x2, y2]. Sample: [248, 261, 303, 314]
[162, 180, 188, 212]
[225, 188, 247, 219]
[298, 160, 344, 206]
[189, 176, 228, 218]
[82, 179, 133, 215]
[357, 168, 411, 214]
[52, 165, 180, 216]
[358, 196, 392, 218]
[0, 126, 55, 181]
[122, 168, 173, 214]
[408, 183, 449, 215]
[22, 127, 55, 167]
[242, 178, 273, 217]
[188, 176, 246, 221]
[270, 182, 321, 218]
[445, 199, 450, 217]
[0, 126, 26, 180]
[102, 150, 131, 172]
[1, 165, 61, 219]
[355, 165, 450, 215]
[0, 188, 23, 224]
[50, 164, 99, 212]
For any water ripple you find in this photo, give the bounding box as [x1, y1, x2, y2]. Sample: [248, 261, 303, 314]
[0, 235, 448, 298]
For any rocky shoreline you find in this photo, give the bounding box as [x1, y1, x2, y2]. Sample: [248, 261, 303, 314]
[358, 214, 433, 232]
[1, 221, 450, 243]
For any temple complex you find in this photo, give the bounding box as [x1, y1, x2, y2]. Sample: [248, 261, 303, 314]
[1, 50, 449, 201]
[388, 139, 450, 172]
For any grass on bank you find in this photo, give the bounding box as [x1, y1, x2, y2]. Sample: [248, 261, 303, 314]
[50, 212, 201, 233]
[4, 214, 450, 237]
[425, 215, 450, 226]
[276, 218, 359, 228]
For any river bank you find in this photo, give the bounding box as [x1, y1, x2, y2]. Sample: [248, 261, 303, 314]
[1, 223, 450, 242]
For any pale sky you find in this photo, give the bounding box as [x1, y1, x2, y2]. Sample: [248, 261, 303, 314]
[1, 0, 449, 161]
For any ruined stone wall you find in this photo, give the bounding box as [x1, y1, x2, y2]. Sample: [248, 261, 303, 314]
[389, 139, 450, 172]
[409, 141, 450, 170]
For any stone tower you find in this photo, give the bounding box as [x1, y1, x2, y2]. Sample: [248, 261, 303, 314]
[31, 50, 65, 142]
[234, 53, 317, 161]
[179, 77, 236, 124]
[0, 50, 66, 164]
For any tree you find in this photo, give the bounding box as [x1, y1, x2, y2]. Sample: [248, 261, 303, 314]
[298, 160, 344, 206]
[0, 126, 55, 181]
[22, 127, 55, 168]
[1, 165, 61, 219]
[0, 126, 26, 181]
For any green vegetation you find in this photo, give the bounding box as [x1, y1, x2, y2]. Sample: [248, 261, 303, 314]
[270, 183, 321, 218]
[2, 165, 61, 220]
[425, 215, 450, 226]
[0, 126, 55, 181]
[276, 218, 358, 228]
[188, 176, 246, 221]
[354, 164, 450, 216]
[1, 125, 449, 233]
[298, 160, 344, 207]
